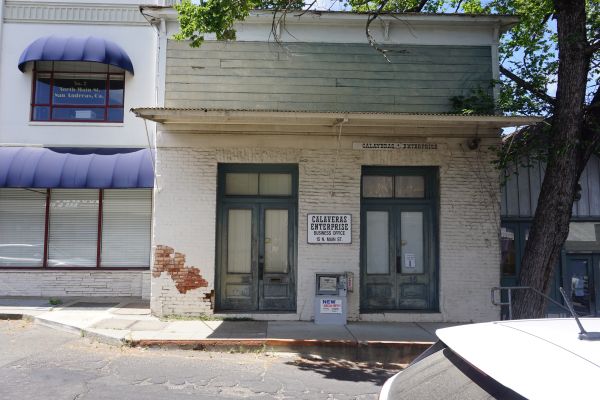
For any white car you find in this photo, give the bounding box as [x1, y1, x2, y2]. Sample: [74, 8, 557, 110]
[379, 318, 600, 400]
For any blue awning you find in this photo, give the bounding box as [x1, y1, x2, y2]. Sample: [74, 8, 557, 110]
[18, 36, 134, 74]
[0, 148, 153, 188]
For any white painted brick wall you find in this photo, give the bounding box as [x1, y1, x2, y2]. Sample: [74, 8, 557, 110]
[151, 133, 501, 322]
[0, 270, 149, 297]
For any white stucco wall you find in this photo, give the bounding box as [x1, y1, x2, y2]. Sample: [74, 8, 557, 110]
[0, 1, 157, 299]
[0, 1, 158, 147]
[150, 132, 502, 323]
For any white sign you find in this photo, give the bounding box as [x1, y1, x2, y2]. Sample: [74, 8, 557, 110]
[404, 253, 417, 270]
[320, 299, 342, 314]
[319, 276, 338, 292]
[353, 142, 438, 150]
[308, 214, 352, 244]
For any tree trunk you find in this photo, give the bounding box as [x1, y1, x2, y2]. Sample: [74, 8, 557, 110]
[512, 0, 590, 319]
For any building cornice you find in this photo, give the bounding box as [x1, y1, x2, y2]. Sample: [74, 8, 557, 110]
[3, 1, 148, 25]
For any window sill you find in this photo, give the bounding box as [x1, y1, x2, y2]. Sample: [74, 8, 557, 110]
[28, 122, 124, 127]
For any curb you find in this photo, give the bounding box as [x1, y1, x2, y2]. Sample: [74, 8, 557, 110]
[2, 313, 433, 362]
[125, 338, 434, 362]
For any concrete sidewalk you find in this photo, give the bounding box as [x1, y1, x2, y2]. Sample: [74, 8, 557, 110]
[0, 297, 456, 362]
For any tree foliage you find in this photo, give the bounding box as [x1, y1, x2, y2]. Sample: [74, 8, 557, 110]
[174, 0, 600, 318]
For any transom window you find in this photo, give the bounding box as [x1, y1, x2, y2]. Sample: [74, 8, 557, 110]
[224, 172, 293, 196]
[31, 61, 125, 123]
[362, 174, 426, 198]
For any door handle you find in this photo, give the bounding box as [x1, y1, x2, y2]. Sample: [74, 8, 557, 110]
[396, 255, 401, 273]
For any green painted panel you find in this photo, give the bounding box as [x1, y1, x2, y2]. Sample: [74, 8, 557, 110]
[167, 63, 491, 77]
[165, 82, 475, 97]
[165, 41, 492, 113]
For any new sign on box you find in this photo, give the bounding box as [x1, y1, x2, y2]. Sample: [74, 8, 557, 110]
[308, 214, 351, 244]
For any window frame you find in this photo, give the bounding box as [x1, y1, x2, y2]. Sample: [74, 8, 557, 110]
[0, 188, 150, 270]
[30, 61, 126, 123]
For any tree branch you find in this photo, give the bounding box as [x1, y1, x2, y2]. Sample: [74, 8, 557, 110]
[500, 65, 557, 107]
[587, 40, 600, 56]
[405, 0, 429, 12]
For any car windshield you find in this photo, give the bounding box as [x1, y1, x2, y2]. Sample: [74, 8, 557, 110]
[386, 344, 526, 400]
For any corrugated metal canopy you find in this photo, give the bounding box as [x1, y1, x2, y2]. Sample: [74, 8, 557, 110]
[131, 107, 542, 136]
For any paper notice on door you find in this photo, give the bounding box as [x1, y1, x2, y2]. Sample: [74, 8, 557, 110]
[404, 253, 416, 270]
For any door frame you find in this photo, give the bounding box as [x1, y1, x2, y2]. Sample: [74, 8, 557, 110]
[215, 163, 298, 312]
[359, 166, 439, 312]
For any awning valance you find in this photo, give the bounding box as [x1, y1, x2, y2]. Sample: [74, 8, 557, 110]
[0, 148, 153, 189]
[18, 36, 134, 74]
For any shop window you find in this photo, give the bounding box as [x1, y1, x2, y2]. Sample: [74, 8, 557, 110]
[48, 189, 99, 267]
[101, 190, 152, 267]
[0, 189, 46, 267]
[0, 188, 151, 268]
[31, 61, 124, 123]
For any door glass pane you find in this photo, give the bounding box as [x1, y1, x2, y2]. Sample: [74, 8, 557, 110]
[227, 209, 252, 273]
[225, 173, 258, 195]
[264, 209, 288, 273]
[501, 226, 516, 275]
[260, 174, 292, 196]
[363, 176, 393, 198]
[569, 259, 591, 315]
[395, 176, 425, 198]
[401, 212, 424, 274]
[366, 211, 389, 274]
[48, 189, 99, 267]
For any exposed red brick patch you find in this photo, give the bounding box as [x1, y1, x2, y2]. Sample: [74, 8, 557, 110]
[153, 245, 208, 294]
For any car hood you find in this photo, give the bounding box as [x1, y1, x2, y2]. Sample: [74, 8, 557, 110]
[436, 318, 600, 399]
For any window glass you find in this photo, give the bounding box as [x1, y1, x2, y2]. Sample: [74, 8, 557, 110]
[31, 61, 125, 123]
[363, 176, 393, 198]
[0, 189, 46, 267]
[225, 173, 259, 195]
[32, 106, 50, 121]
[109, 76, 124, 105]
[34, 73, 51, 104]
[401, 212, 424, 273]
[48, 189, 99, 267]
[52, 73, 107, 106]
[501, 226, 516, 275]
[108, 108, 124, 123]
[259, 173, 292, 196]
[52, 107, 105, 121]
[395, 176, 425, 198]
[264, 209, 288, 273]
[52, 61, 108, 73]
[35, 61, 53, 72]
[227, 209, 252, 273]
[101, 190, 151, 267]
[366, 211, 389, 274]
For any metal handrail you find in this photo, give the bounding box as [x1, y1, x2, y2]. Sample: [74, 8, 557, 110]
[491, 286, 572, 320]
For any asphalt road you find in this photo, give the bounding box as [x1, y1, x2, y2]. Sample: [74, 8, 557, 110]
[0, 320, 401, 399]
